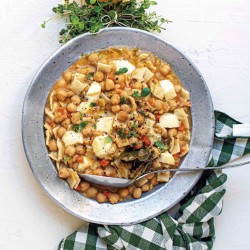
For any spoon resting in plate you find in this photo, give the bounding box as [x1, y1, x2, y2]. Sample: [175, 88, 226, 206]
[78, 160, 250, 188]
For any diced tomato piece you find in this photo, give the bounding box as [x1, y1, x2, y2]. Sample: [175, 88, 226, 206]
[115, 89, 122, 95]
[120, 82, 125, 90]
[58, 107, 65, 115]
[100, 159, 110, 167]
[175, 96, 180, 102]
[173, 154, 179, 160]
[107, 73, 115, 81]
[134, 144, 141, 150]
[142, 136, 151, 147]
[179, 123, 186, 132]
[77, 156, 83, 163]
[103, 191, 109, 198]
[75, 184, 81, 191]
[155, 114, 161, 122]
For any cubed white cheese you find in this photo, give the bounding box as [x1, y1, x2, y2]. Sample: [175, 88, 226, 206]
[97, 62, 112, 73]
[77, 102, 91, 114]
[62, 131, 83, 147]
[159, 113, 180, 128]
[92, 135, 112, 159]
[131, 68, 146, 82]
[70, 73, 88, 95]
[113, 59, 135, 74]
[159, 152, 175, 165]
[159, 80, 177, 101]
[151, 84, 165, 100]
[86, 81, 101, 96]
[174, 108, 189, 129]
[157, 172, 170, 182]
[113, 114, 127, 129]
[145, 118, 155, 128]
[96, 117, 114, 133]
[147, 129, 161, 144]
[143, 67, 154, 82]
[77, 157, 94, 172]
[180, 88, 190, 100]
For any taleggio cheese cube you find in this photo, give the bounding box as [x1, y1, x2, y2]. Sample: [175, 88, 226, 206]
[96, 117, 114, 133]
[159, 152, 175, 165]
[159, 80, 177, 101]
[86, 81, 101, 96]
[62, 131, 83, 147]
[77, 102, 91, 113]
[113, 59, 135, 74]
[70, 73, 88, 95]
[97, 62, 112, 73]
[92, 135, 112, 159]
[159, 113, 179, 128]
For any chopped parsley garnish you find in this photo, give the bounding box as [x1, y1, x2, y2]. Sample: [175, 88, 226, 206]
[120, 96, 127, 104]
[86, 72, 94, 79]
[93, 124, 97, 129]
[90, 102, 97, 107]
[115, 67, 128, 75]
[141, 87, 151, 97]
[154, 141, 168, 152]
[140, 111, 146, 116]
[130, 131, 137, 137]
[73, 121, 88, 133]
[117, 129, 127, 139]
[131, 122, 138, 129]
[63, 156, 71, 163]
[132, 90, 141, 99]
[104, 136, 112, 144]
[79, 112, 83, 120]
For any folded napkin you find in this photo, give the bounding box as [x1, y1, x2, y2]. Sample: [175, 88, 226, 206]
[59, 111, 250, 250]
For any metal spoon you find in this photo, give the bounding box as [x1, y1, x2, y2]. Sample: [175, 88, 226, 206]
[78, 160, 250, 188]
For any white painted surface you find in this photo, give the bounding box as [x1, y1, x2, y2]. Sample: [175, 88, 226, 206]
[0, 0, 250, 249]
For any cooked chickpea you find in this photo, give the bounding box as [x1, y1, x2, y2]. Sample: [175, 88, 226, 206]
[114, 74, 125, 85]
[146, 174, 155, 180]
[150, 176, 158, 186]
[168, 100, 177, 110]
[131, 81, 142, 90]
[141, 183, 150, 192]
[97, 98, 106, 108]
[85, 187, 98, 198]
[111, 94, 120, 105]
[82, 126, 95, 137]
[49, 139, 58, 151]
[88, 53, 99, 63]
[145, 60, 156, 72]
[72, 162, 79, 171]
[111, 105, 121, 114]
[132, 188, 142, 199]
[163, 102, 170, 112]
[58, 167, 70, 179]
[71, 95, 81, 105]
[118, 188, 129, 198]
[66, 102, 77, 113]
[155, 71, 164, 80]
[61, 118, 71, 129]
[56, 89, 67, 101]
[57, 79, 67, 88]
[80, 181, 90, 192]
[136, 114, 145, 124]
[63, 72, 72, 82]
[65, 145, 76, 157]
[66, 90, 74, 98]
[108, 193, 119, 204]
[57, 127, 66, 138]
[71, 112, 81, 124]
[93, 71, 104, 82]
[137, 125, 149, 135]
[129, 137, 139, 147]
[160, 64, 171, 75]
[105, 79, 115, 90]
[168, 128, 178, 138]
[93, 168, 105, 176]
[174, 85, 182, 93]
[75, 145, 85, 155]
[154, 100, 163, 110]
[117, 111, 129, 122]
[121, 104, 131, 113]
[152, 159, 161, 169]
[128, 185, 135, 194]
[96, 193, 107, 203]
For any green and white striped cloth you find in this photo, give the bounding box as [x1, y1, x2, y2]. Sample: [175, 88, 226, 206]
[59, 111, 250, 250]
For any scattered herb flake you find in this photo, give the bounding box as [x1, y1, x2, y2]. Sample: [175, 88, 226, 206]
[73, 121, 88, 133]
[86, 72, 94, 79]
[79, 112, 83, 120]
[154, 141, 168, 152]
[90, 102, 97, 107]
[132, 90, 141, 99]
[104, 136, 112, 144]
[130, 131, 138, 137]
[140, 111, 146, 116]
[115, 67, 128, 75]
[117, 129, 127, 139]
[131, 122, 138, 129]
[120, 96, 127, 104]
[93, 124, 97, 129]
[64, 156, 71, 163]
[141, 87, 151, 97]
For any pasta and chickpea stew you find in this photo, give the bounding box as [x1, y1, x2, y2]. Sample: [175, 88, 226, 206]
[44, 47, 191, 204]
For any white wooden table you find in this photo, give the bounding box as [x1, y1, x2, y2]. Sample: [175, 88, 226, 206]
[1, 0, 250, 249]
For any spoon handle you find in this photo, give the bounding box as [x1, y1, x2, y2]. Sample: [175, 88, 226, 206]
[139, 160, 250, 178]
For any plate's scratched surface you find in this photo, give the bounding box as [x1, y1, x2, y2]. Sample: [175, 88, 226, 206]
[0, 0, 250, 249]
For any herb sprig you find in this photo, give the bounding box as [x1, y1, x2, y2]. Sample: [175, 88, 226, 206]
[42, 0, 170, 43]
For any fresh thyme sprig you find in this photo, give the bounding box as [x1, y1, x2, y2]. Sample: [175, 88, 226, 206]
[42, 0, 171, 43]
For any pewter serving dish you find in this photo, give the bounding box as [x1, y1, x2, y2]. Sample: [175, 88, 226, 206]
[22, 27, 214, 225]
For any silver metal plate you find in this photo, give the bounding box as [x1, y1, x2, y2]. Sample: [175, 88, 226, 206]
[22, 27, 214, 225]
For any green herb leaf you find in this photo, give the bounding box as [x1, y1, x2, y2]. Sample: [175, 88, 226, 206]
[41, 22, 46, 28]
[73, 121, 88, 133]
[93, 124, 97, 129]
[120, 96, 127, 104]
[115, 67, 128, 75]
[90, 102, 97, 107]
[154, 141, 168, 152]
[79, 112, 83, 120]
[141, 87, 151, 97]
[132, 90, 141, 99]
[86, 72, 94, 79]
[64, 156, 71, 163]
[104, 136, 112, 144]
[131, 122, 138, 129]
[130, 131, 138, 137]
[140, 111, 146, 116]
[117, 129, 127, 139]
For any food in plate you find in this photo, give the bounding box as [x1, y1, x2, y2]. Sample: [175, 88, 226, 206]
[44, 47, 191, 204]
